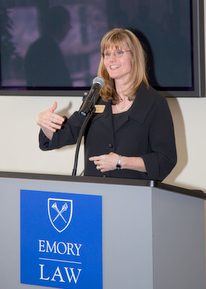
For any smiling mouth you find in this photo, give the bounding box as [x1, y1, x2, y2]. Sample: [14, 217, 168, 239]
[109, 64, 120, 70]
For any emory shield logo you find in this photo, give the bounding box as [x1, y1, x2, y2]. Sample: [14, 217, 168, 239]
[48, 198, 73, 233]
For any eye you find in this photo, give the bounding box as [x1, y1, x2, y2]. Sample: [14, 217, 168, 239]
[116, 50, 124, 57]
[103, 51, 111, 58]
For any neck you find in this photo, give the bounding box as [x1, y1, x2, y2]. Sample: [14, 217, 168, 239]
[118, 95, 127, 102]
[115, 82, 131, 103]
[116, 88, 127, 102]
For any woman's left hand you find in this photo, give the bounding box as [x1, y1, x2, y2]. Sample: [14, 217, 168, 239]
[89, 152, 120, 172]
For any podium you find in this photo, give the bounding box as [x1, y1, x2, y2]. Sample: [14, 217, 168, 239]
[0, 172, 205, 289]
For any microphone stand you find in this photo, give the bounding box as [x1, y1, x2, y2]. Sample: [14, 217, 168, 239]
[72, 106, 96, 176]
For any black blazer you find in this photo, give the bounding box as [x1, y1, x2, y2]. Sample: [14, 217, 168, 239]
[39, 83, 177, 181]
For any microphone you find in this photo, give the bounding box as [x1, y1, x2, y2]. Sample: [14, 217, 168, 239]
[79, 76, 104, 116]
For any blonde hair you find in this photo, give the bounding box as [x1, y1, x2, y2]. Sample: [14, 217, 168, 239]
[98, 28, 149, 103]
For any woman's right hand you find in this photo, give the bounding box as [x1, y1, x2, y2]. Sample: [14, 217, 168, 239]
[37, 101, 65, 140]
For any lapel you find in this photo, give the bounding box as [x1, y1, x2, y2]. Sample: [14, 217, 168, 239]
[92, 99, 112, 123]
[127, 83, 156, 124]
[92, 99, 115, 140]
[113, 83, 157, 131]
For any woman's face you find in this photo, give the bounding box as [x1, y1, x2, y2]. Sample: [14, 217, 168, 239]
[103, 45, 132, 83]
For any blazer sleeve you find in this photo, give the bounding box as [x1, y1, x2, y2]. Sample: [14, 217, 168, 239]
[39, 111, 85, 151]
[141, 97, 177, 181]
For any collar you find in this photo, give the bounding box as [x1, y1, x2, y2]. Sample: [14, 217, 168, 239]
[128, 83, 158, 124]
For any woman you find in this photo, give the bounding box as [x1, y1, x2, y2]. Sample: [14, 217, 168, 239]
[37, 28, 177, 181]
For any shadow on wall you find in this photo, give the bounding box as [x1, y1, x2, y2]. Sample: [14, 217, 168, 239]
[164, 97, 188, 185]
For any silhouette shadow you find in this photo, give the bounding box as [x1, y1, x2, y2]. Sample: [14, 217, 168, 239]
[25, 5, 71, 88]
[128, 28, 159, 87]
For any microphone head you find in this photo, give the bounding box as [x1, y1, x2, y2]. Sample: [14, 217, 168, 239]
[93, 76, 104, 88]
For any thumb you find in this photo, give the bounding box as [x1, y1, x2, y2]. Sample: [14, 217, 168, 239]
[49, 101, 58, 113]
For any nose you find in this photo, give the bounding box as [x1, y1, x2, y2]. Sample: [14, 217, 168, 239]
[110, 53, 116, 60]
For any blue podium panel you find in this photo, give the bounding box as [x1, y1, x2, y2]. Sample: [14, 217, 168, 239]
[20, 189, 102, 289]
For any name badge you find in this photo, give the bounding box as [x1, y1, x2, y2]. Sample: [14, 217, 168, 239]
[95, 105, 105, 113]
